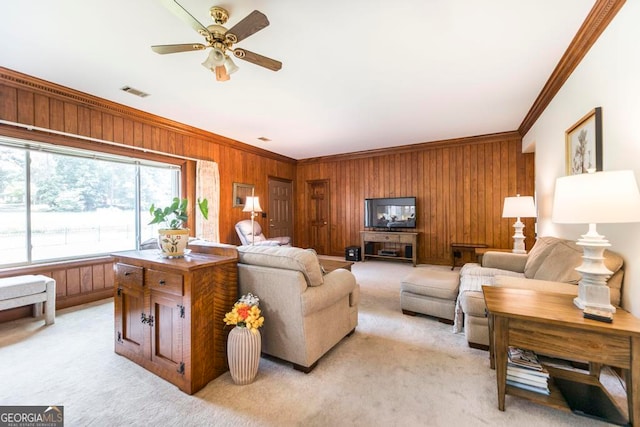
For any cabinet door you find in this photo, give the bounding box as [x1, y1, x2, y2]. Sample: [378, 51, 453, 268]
[114, 264, 145, 357]
[150, 289, 184, 377]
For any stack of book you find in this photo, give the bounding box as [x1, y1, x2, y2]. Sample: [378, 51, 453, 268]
[506, 347, 550, 395]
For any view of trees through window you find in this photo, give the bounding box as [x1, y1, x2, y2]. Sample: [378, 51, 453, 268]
[0, 141, 179, 267]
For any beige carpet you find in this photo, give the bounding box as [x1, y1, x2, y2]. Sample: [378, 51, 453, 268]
[0, 260, 624, 426]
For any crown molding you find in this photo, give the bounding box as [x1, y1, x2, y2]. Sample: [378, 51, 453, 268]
[518, 0, 626, 136]
[297, 131, 522, 164]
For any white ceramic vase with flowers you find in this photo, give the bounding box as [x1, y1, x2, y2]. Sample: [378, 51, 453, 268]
[223, 293, 264, 385]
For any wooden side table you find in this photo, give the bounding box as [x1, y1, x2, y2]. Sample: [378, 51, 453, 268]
[450, 243, 487, 269]
[483, 286, 640, 425]
[317, 257, 354, 273]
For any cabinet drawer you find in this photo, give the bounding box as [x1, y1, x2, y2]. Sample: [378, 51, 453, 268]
[398, 234, 415, 244]
[146, 269, 183, 296]
[366, 233, 400, 243]
[115, 263, 143, 288]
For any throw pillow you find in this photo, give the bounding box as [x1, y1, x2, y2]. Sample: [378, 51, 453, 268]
[523, 236, 560, 279]
[532, 240, 582, 284]
[603, 249, 624, 274]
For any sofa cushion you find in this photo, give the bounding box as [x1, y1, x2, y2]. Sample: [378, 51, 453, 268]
[532, 240, 583, 283]
[0, 275, 48, 299]
[238, 245, 324, 287]
[523, 236, 560, 279]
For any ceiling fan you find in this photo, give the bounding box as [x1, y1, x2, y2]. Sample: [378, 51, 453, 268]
[152, 0, 282, 82]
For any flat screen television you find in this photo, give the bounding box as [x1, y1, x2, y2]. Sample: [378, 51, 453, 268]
[364, 197, 416, 229]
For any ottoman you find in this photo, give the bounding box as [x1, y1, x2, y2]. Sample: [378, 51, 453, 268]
[400, 269, 460, 324]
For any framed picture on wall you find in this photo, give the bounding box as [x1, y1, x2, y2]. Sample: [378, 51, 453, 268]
[565, 107, 602, 175]
[232, 182, 254, 208]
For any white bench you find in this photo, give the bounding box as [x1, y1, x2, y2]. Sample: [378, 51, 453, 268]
[0, 275, 56, 325]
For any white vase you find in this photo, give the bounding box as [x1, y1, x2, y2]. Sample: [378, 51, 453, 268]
[227, 326, 261, 385]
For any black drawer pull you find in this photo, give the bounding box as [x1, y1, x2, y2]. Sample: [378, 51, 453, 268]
[158, 280, 166, 286]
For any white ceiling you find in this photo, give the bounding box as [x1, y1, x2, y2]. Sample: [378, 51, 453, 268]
[0, 1, 595, 160]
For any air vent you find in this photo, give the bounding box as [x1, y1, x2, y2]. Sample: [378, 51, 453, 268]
[257, 136, 271, 142]
[120, 86, 149, 98]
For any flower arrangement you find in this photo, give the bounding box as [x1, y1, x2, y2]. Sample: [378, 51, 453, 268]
[223, 293, 264, 333]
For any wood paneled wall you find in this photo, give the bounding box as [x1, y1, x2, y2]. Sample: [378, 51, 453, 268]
[0, 67, 535, 321]
[0, 68, 296, 320]
[296, 133, 535, 264]
[0, 67, 296, 248]
[0, 257, 114, 322]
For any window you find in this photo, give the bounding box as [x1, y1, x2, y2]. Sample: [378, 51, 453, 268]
[0, 137, 180, 268]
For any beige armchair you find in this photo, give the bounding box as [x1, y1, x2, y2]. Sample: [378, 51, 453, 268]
[235, 220, 291, 246]
[237, 245, 359, 372]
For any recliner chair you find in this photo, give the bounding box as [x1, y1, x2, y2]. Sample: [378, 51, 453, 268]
[235, 219, 291, 246]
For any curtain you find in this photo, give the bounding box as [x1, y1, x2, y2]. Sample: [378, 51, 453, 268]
[196, 160, 220, 242]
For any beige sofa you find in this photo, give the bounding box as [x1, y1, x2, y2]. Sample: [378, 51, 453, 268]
[456, 236, 624, 348]
[237, 245, 359, 372]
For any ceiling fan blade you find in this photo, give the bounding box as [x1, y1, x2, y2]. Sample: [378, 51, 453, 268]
[151, 43, 207, 54]
[159, 0, 212, 39]
[233, 48, 282, 72]
[225, 10, 269, 43]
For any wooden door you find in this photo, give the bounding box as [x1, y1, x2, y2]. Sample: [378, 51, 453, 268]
[307, 180, 330, 254]
[268, 178, 293, 241]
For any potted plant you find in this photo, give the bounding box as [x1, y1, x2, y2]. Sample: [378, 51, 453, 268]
[148, 197, 208, 257]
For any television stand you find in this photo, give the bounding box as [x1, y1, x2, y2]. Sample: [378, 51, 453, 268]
[360, 231, 418, 267]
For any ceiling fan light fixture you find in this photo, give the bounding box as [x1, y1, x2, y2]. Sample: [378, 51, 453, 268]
[155, 3, 282, 77]
[224, 56, 239, 75]
[201, 48, 226, 71]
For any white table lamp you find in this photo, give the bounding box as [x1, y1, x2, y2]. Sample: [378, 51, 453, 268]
[502, 195, 537, 254]
[243, 192, 263, 245]
[552, 170, 640, 313]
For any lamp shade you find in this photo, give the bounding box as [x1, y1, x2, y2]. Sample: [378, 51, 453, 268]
[502, 195, 537, 218]
[201, 48, 226, 70]
[552, 170, 640, 224]
[243, 196, 263, 213]
[224, 56, 239, 75]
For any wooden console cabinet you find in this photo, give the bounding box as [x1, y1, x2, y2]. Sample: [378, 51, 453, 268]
[361, 231, 418, 266]
[112, 249, 238, 394]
